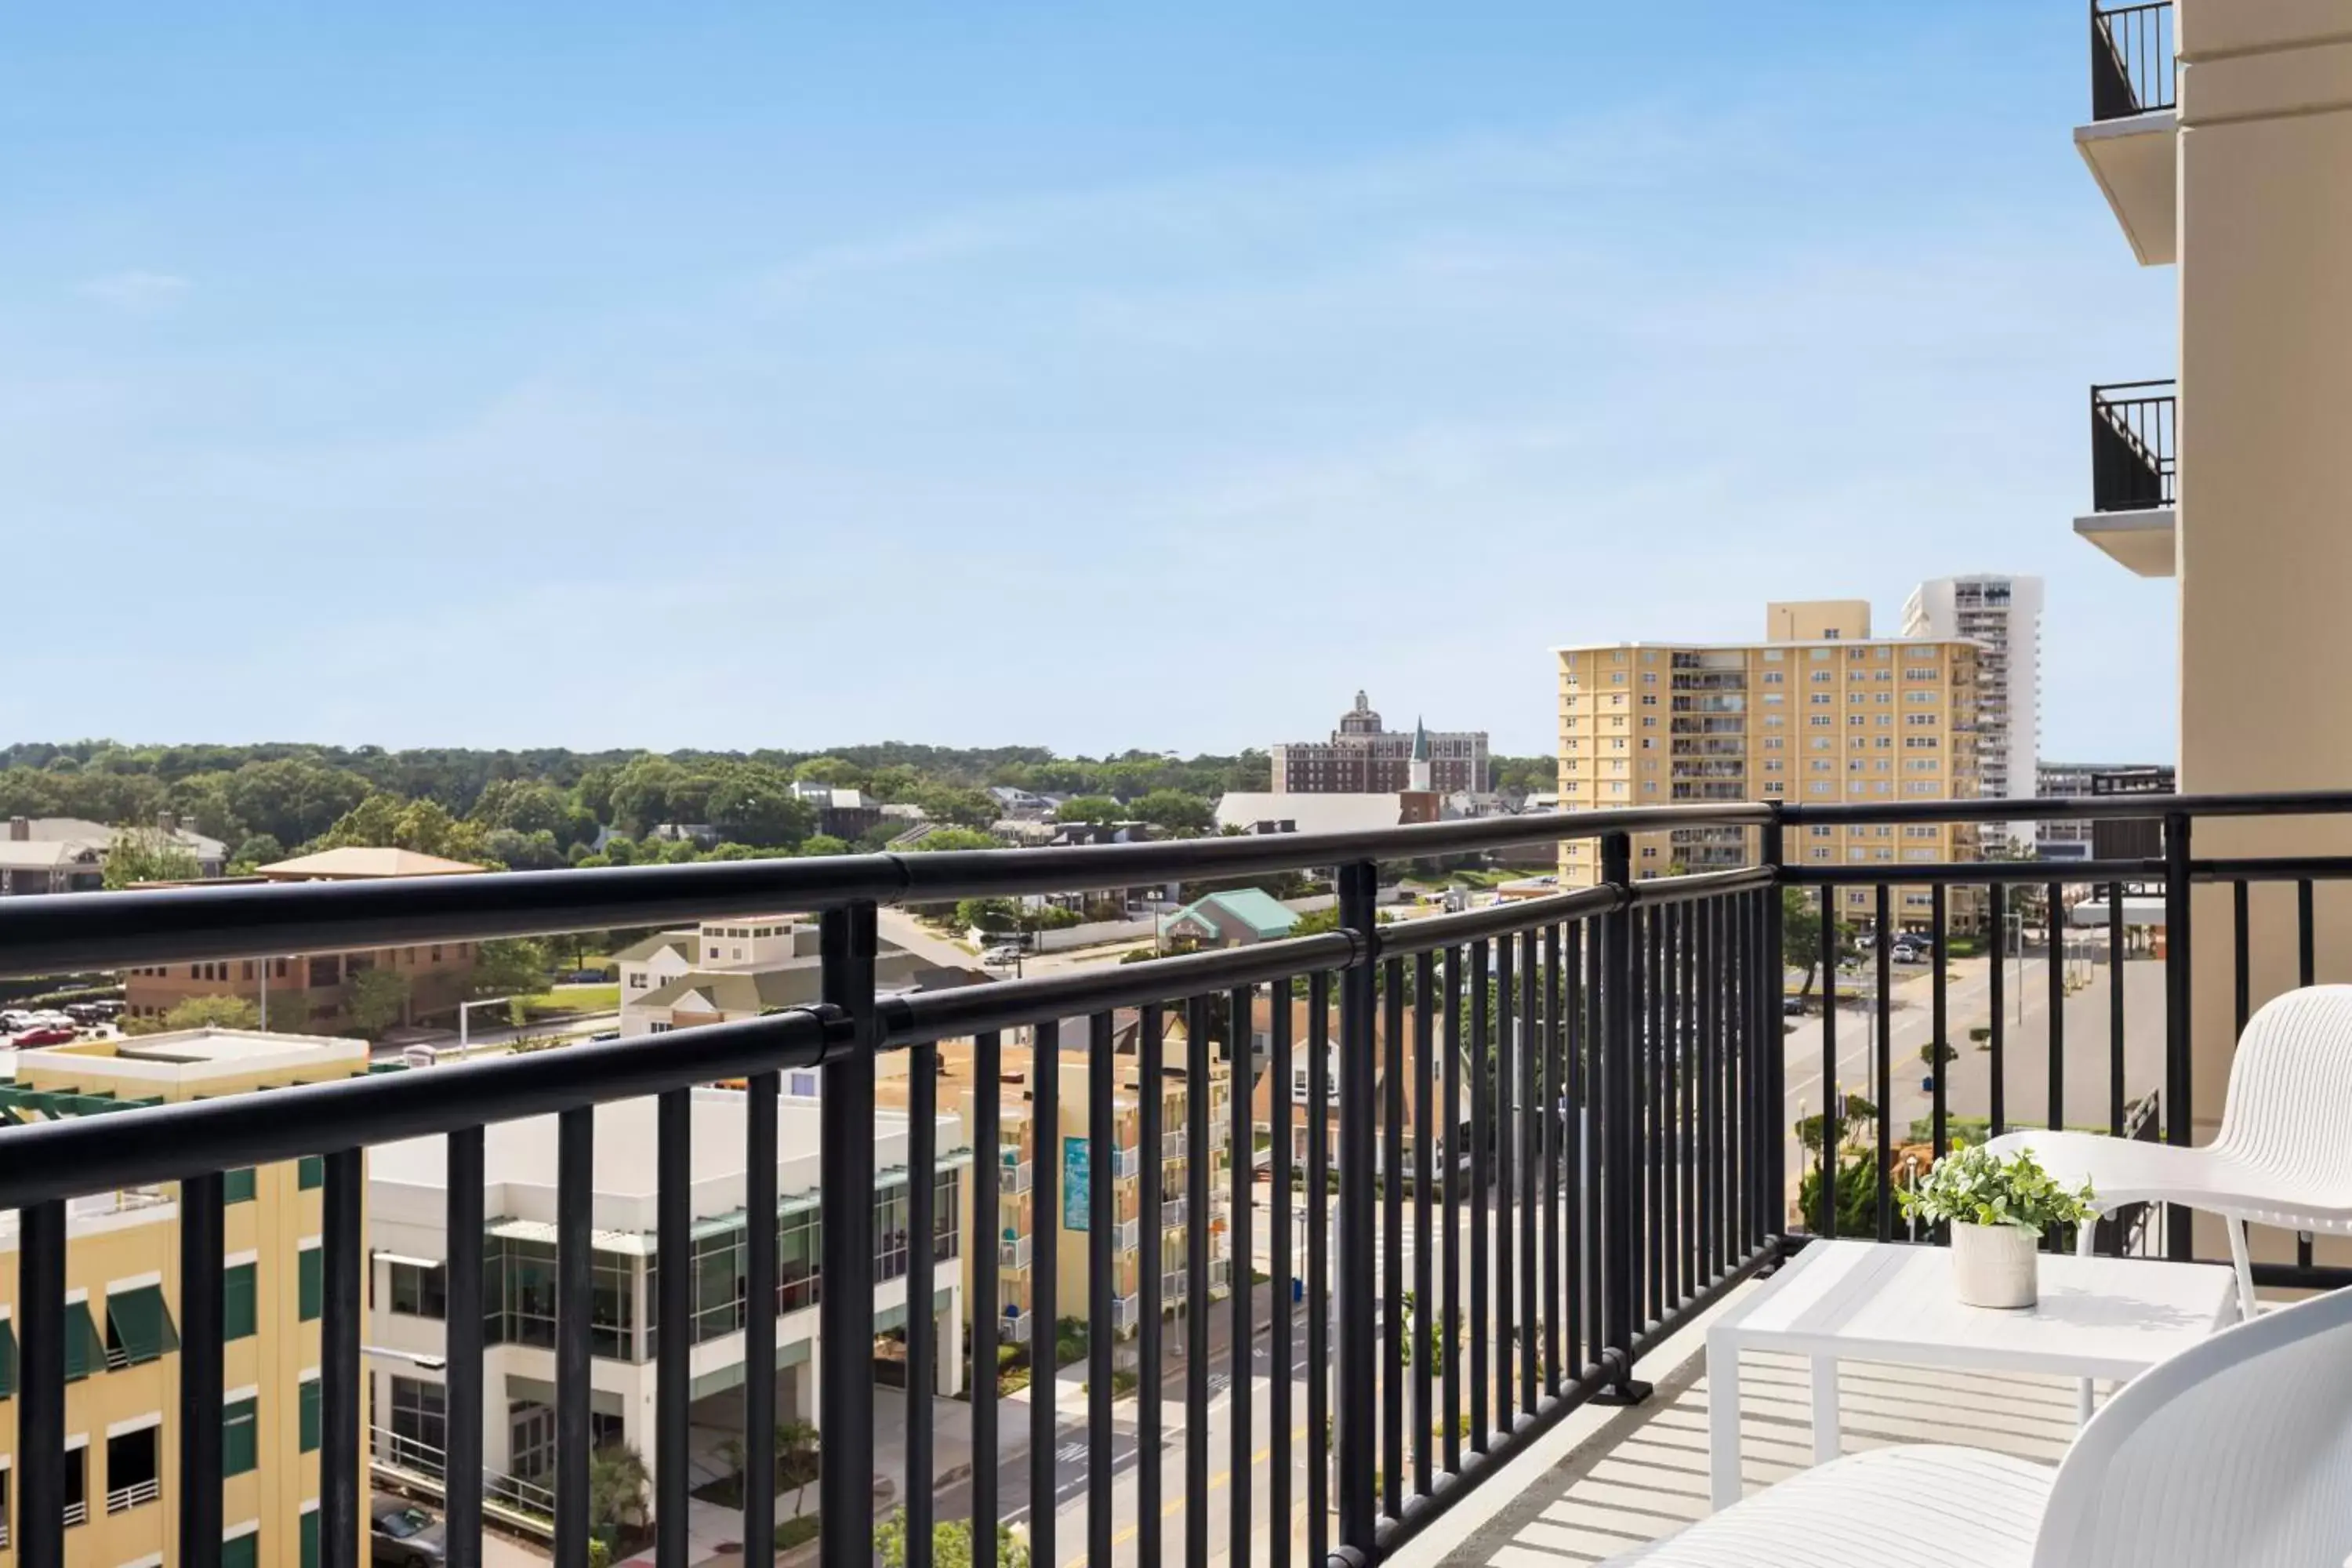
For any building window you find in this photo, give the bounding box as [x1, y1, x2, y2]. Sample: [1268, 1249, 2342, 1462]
[389, 1261, 448, 1320]
[301, 1508, 320, 1568]
[629, 974, 650, 990]
[64, 1449, 83, 1529]
[103, 1284, 177, 1367]
[224, 1168, 256, 1203]
[299, 1376, 321, 1453]
[299, 1156, 324, 1190]
[224, 1262, 257, 1339]
[223, 1397, 258, 1476]
[298, 1246, 322, 1322]
[104, 1426, 158, 1514]
[388, 1377, 446, 1469]
[648, 1021, 673, 1034]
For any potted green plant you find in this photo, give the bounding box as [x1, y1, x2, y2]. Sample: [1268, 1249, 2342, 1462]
[1898, 1145, 2095, 1308]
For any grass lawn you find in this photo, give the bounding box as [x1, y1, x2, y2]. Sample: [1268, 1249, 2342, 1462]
[514, 985, 620, 1019]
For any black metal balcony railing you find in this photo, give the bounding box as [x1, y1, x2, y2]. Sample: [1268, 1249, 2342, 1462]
[2092, 379, 2176, 512]
[2091, 0, 2176, 121]
[2, 792, 2350, 1568]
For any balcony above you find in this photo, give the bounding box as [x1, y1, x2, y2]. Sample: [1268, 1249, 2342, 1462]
[2075, 379, 2176, 577]
[2077, 1, 2177, 265]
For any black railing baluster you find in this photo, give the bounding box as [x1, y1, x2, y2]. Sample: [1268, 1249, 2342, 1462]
[2233, 880, 2252, 1039]
[652, 1098, 688, 1566]
[1541, 924, 1561, 1399]
[908, 1040, 938, 1568]
[2111, 884, 2129, 1143]
[1306, 973, 1330, 1567]
[1030, 1013, 1061, 1568]
[1494, 930, 1516, 1434]
[1990, 883, 2008, 1139]
[745, 1070, 779, 1567]
[1185, 993, 1211, 1568]
[1565, 923, 1588, 1374]
[1759, 816, 1786, 1239]
[1518, 925, 1538, 1418]
[1413, 949, 1436, 1487]
[2298, 880, 2317, 1274]
[324, 1147, 365, 1568]
[972, 1027, 1001, 1568]
[1584, 917, 1606, 1356]
[1334, 859, 1380, 1557]
[20, 1199, 64, 1568]
[555, 1110, 595, 1567]
[1468, 936, 1490, 1450]
[2051, 880, 2067, 1138]
[1382, 959, 1404, 1517]
[2163, 812, 2194, 1261]
[1088, 1014, 1116, 1568]
[1265, 990, 1290, 1568]
[179, 1170, 225, 1568]
[1440, 944, 1463, 1476]
[1933, 887, 1950, 1163]
[821, 904, 880, 1568]
[1697, 902, 1716, 1284]
[448, 1128, 487, 1568]
[1598, 831, 1647, 1402]
[1230, 980, 1254, 1557]
[1817, 888, 1837, 1239]
[1876, 886, 1893, 1242]
[1678, 903, 1696, 1303]
[1136, 1009, 1163, 1568]
[1646, 907, 1664, 1313]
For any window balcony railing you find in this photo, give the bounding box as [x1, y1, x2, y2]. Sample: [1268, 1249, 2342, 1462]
[1161, 1131, 1186, 1162]
[999, 1236, 1031, 1272]
[2091, 0, 2175, 121]
[1112, 1145, 1142, 1181]
[999, 1158, 1032, 1196]
[1161, 1198, 1187, 1229]
[105, 1478, 159, 1515]
[1115, 1218, 1142, 1255]
[3, 789, 2349, 1568]
[2092, 379, 2177, 513]
[58, 1504, 83, 1530]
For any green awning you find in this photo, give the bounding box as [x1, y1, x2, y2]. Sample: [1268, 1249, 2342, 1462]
[105, 1284, 179, 1367]
[63, 1301, 103, 1381]
[0, 1319, 14, 1398]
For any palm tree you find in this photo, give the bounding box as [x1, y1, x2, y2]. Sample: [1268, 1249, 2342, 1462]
[589, 1441, 650, 1539]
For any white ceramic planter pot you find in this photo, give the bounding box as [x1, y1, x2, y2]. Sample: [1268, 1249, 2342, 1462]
[1951, 1221, 2041, 1308]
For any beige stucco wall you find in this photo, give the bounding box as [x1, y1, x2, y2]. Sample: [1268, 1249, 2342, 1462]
[2174, 0, 2352, 1261]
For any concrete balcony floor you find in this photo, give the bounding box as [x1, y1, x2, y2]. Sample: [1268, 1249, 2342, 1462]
[1414, 1275, 2191, 1568]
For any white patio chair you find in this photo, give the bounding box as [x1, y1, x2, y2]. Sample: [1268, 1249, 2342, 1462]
[1986, 983, 2352, 1321]
[1604, 1276, 2352, 1566]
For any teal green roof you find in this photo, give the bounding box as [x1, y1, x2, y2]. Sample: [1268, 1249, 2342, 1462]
[1166, 887, 1299, 940]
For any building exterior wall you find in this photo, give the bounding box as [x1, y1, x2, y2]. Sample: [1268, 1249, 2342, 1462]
[2170, 1, 2352, 1177]
[1555, 636, 1982, 926]
[1273, 693, 1490, 795]
[0, 1068, 361, 1567]
[1904, 574, 2043, 843]
[125, 945, 478, 1032]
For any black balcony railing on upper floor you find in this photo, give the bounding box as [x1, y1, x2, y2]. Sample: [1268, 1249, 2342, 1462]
[2092, 0, 2176, 120]
[0, 789, 2350, 1568]
[2092, 379, 2176, 512]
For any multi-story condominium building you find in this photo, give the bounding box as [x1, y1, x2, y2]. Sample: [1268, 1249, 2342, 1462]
[0, 812, 229, 895]
[971, 1017, 1232, 1338]
[1904, 574, 2044, 844]
[2036, 760, 2176, 860]
[2066, 0, 2352, 1171]
[1554, 601, 1982, 927]
[0, 1027, 372, 1568]
[124, 848, 485, 1032]
[366, 1087, 965, 1519]
[1271, 691, 1489, 795]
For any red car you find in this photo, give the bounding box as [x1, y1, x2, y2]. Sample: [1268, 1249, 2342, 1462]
[11, 1027, 76, 1047]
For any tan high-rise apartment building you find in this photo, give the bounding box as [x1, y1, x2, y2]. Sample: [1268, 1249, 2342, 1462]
[2067, 0, 2352, 1158]
[0, 1029, 372, 1568]
[1554, 601, 1982, 928]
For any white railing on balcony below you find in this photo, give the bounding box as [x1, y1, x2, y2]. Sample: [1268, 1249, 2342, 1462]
[1161, 1198, 1187, 1229]
[1160, 1269, 1187, 1301]
[1113, 1294, 1142, 1333]
[59, 1503, 84, 1530]
[1210, 1258, 1232, 1289]
[1112, 1145, 1142, 1180]
[1000, 1159, 1033, 1196]
[106, 1478, 160, 1515]
[1161, 1131, 1186, 1162]
[999, 1236, 1032, 1271]
[1116, 1218, 1141, 1254]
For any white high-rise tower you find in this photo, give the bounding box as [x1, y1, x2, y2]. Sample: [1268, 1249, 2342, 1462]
[1903, 574, 2044, 846]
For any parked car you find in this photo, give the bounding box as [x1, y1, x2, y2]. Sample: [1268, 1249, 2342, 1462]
[588, 1030, 621, 1043]
[1781, 996, 1808, 1016]
[64, 1002, 109, 1024]
[369, 1497, 447, 1566]
[0, 1011, 30, 1033]
[982, 946, 1023, 968]
[12, 1027, 76, 1047]
[561, 968, 607, 985]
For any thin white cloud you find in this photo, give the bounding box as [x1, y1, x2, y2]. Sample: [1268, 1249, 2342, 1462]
[77, 270, 192, 314]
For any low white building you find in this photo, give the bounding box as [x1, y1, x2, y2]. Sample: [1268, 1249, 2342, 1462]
[366, 1087, 967, 1507]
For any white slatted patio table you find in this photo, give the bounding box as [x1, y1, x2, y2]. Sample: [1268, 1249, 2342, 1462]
[1706, 1238, 2237, 1512]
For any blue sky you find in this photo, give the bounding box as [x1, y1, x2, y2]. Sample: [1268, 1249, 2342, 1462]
[3, 2, 2174, 760]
